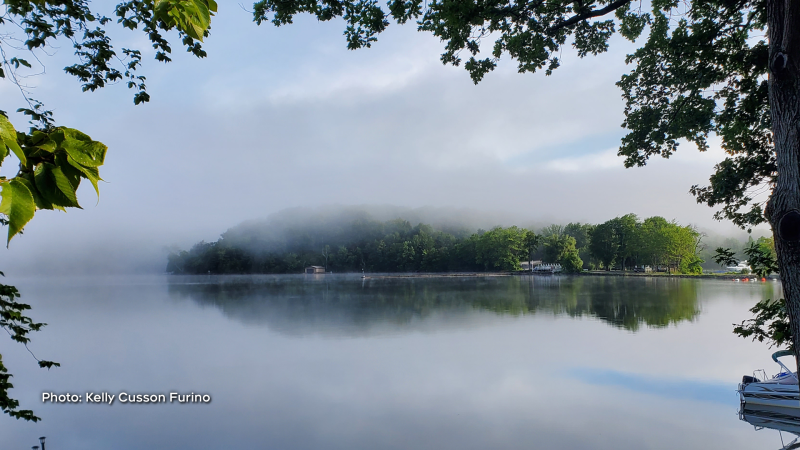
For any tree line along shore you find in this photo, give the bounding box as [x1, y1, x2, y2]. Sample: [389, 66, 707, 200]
[167, 210, 772, 276]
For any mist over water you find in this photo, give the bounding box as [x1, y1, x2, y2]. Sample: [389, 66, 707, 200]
[0, 203, 766, 277]
[2, 275, 786, 449]
[0, 205, 554, 276]
[0, 5, 784, 449]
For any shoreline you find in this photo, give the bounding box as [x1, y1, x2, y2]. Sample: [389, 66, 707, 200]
[362, 271, 779, 280]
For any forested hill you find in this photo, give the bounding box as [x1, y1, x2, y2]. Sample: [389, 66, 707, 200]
[168, 207, 488, 274]
[167, 207, 730, 275]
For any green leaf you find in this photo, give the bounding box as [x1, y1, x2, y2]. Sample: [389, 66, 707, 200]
[0, 139, 8, 166]
[30, 130, 56, 153]
[0, 184, 10, 215]
[54, 153, 81, 190]
[0, 179, 36, 245]
[16, 174, 52, 210]
[153, 0, 216, 41]
[34, 163, 81, 209]
[9, 58, 32, 69]
[0, 115, 25, 166]
[60, 128, 106, 167]
[66, 156, 102, 198]
[52, 165, 80, 206]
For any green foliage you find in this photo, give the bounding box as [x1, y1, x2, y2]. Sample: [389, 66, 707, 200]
[542, 234, 583, 273]
[588, 221, 617, 269]
[564, 222, 593, 250]
[0, 115, 107, 244]
[539, 224, 564, 238]
[610, 214, 638, 270]
[3, 0, 216, 104]
[744, 237, 778, 278]
[152, 0, 217, 41]
[0, 179, 34, 245]
[475, 226, 527, 271]
[636, 216, 670, 268]
[251, 0, 782, 352]
[253, 0, 650, 81]
[169, 213, 541, 274]
[543, 234, 571, 262]
[561, 249, 583, 274]
[617, 4, 770, 230]
[0, 115, 25, 165]
[1, 0, 214, 148]
[679, 254, 704, 275]
[713, 247, 738, 268]
[250, 0, 772, 230]
[171, 215, 466, 274]
[1, 0, 217, 423]
[734, 298, 792, 351]
[586, 214, 640, 270]
[1, 0, 219, 244]
[522, 230, 540, 265]
[173, 212, 708, 276]
[563, 222, 594, 269]
[0, 277, 60, 421]
[586, 214, 702, 273]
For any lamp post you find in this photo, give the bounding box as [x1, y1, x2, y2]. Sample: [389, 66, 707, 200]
[39, 436, 46, 450]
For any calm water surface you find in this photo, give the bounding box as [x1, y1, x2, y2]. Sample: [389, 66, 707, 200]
[0, 275, 790, 449]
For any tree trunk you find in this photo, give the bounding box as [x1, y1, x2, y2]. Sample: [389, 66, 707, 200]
[765, 0, 800, 376]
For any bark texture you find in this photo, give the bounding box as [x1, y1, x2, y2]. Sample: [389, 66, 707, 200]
[765, 0, 800, 373]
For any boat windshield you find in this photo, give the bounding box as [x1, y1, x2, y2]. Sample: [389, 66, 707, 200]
[773, 350, 799, 382]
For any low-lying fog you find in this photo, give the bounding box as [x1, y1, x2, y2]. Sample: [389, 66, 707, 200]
[0, 8, 770, 276]
[1, 204, 764, 276]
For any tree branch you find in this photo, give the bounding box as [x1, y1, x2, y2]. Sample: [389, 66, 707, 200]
[549, 0, 633, 33]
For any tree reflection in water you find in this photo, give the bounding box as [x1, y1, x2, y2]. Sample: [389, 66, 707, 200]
[166, 275, 701, 336]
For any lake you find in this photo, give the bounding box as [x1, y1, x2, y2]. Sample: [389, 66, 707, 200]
[0, 274, 791, 449]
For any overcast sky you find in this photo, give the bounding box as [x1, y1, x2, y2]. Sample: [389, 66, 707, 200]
[0, 4, 768, 274]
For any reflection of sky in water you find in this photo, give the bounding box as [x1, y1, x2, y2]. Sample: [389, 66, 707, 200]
[567, 368, 737, 406]
[1, 275, 788, 449]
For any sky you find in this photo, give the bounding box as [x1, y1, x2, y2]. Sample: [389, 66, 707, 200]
[0, 4, 769, 274]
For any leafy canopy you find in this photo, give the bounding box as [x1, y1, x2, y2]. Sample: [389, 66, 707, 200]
[0, 115, 106, 244]
[0, 0, 217, 244]
[713, 247, 738, 268]
[586, 214, 702, 273]
[743, 236, 778, 278]
[734, 298, 792, 351]
[1, 0, 216, 422]
[0, 276, 59, 421]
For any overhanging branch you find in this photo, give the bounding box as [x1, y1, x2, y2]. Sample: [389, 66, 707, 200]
[549, 0, 633, 32]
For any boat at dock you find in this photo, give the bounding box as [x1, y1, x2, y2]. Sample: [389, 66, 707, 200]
[532, 264, 562, 274]
[727, 260, 752, 273]
[739, 350, 800, 409]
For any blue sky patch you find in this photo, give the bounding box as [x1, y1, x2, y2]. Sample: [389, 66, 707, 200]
[567, 367, 739, 407]
[503, 131, 625, 167]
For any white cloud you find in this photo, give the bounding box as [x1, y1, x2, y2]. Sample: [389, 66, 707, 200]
[0, 12, 771, 274]
[541, 148, 624, 172]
